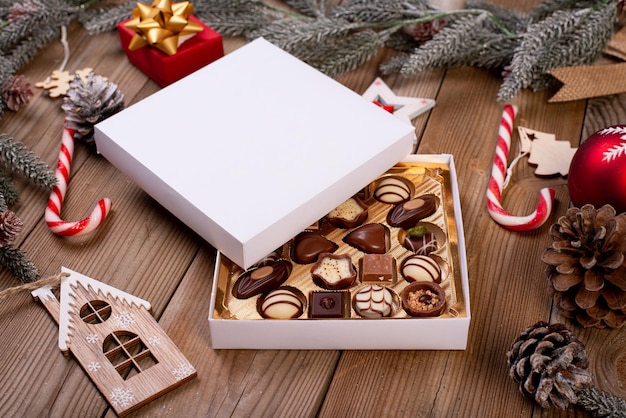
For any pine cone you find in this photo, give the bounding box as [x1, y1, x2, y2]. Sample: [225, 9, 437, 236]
[2, 75, 34, 112]
[542, 204, 626, 328]
[507, 321, 593, 409]
[0, 210, 23, 247]
[62, 72, 124, 143]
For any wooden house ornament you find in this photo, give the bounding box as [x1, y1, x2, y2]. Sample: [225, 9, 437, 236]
[31, 267, 196, 416]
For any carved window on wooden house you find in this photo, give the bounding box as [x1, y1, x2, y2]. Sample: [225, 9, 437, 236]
[103, 331, 159, 380]
[79, 300, 112, 324]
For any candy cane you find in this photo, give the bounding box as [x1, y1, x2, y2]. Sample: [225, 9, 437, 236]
[45, 126, 112, 236]
[486, 104, 555, 231]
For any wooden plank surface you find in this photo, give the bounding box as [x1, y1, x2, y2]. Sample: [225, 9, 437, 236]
[1, 1, 625, 417]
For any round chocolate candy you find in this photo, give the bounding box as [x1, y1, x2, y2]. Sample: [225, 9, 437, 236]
[353, 284, 395, 318]
[400, 254, 441, 283]
[326, 196, 369, 229]
[311, 252, 357, 290]
[291, 231, 338, 264]
[387, 194, 438, 229]
[373, 175, 414, 204]
[343, 223, 390, 254]
[232, 259, 292, 299]
[258, 286, 306, 319]
[401, 281, 446, 317]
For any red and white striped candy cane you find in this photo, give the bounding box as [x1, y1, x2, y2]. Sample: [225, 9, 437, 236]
[486, 104, 555, 231]
[45, 126, 112, 236]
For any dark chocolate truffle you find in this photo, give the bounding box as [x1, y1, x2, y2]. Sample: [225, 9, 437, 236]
[343, 223, 390, 254]
[309, 291, 349, 318]
[387, 194, 438, 229]
[401, 281, 446, 317]
[232, 259, 292, 299]
[292, 231, 338, 264]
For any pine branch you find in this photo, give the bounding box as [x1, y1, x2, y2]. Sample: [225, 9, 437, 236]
[331, 0, 433, 23]
[577, 385, 626, 418]
[0, 244, 39, 283]
[284, 0, 325, 18]
[0, 134, 57, 190]
[0, 172, 20, 208]
[78, 0, 138, 34]
[195, 0, 279, 37]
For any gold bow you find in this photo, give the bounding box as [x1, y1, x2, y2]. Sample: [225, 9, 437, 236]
[125, 0, 203, 56]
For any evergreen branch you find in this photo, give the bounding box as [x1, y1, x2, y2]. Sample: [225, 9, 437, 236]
[284, 0, 325, 18]
[0, 173, 20, 208]
[0, 244, 39, 283]
[195, 0, 279, 37]
[0, 134, 57, 190]
[331, 0, 433, 23]
[78, 1, 137, 34]
[577, 385, 626, 418]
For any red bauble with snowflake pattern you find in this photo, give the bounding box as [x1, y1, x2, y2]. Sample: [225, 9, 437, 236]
[568, 126, 626, 214]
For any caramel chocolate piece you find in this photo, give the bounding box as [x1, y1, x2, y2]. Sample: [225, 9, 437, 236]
[258, 286, 305, 319]
[360, 254, 396, 284]
[232, 259, 292, 299]
[387, 194, 438, 229]
[401, 281, 446, 317]
[326, 196, 369, 229]
[309, 291, 349, 318]
[373, 176, 413, 204]
[292, 231, 338, 264]
[354, 285, 394, 318]
[311, 252, 357, 290]
[343, 223, 390, 254]
[400, 254, 441, 283]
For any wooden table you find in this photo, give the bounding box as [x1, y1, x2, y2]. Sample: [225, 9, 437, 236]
[1, 1, 625, 417]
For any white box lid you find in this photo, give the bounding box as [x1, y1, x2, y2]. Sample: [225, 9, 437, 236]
[95, 38, 415, 268]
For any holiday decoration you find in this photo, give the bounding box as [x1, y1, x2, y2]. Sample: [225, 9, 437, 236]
[361, 77, 435, 129]
[507, 321, 626, 413]
[541, 204, 626, 329]
[549, 63, 626, 103]
[32, 267, 197, 417]
[517, 127, 576, 177]
[486, 105, 555, 231]
[35, 68, 101, 98]
[2, 75, 33, 111]
[45, 72, 123, 237]
[568, 126, 626, 214]
[124, 0, 203, 56]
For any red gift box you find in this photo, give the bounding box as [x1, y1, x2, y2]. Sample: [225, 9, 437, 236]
[117, 15, 224, 87]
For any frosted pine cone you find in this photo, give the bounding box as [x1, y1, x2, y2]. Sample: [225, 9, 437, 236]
[2, 75, 33, 112]
[507, 321, 593, 409]
[0, 210, 23, 246]
[62, 72, 124, 143]
[541, 204, 626, 328]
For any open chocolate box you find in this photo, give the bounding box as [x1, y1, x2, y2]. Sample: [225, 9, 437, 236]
[209, 154, 470, 350]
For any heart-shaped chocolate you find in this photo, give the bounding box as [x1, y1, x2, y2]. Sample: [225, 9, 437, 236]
[343, 223, 390, 254]
[291, 231, 338, 264]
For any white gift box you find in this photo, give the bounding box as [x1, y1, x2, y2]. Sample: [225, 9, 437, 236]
[95, 38, 415, 269]
[209, 154, 470, 350]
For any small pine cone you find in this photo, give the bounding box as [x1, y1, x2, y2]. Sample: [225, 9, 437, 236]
[402, 19, 446, 42]
[542, 204, 626, 328]
[2, 75, 34, 112]
[507, 321, 593, 409]
[0, 210, 23, 246]
[62, 72, 124, 143]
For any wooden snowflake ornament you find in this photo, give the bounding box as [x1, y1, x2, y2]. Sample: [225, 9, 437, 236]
[36, 68, 104, 98]
[31, 267, 196, 417]
[361, 77, 435, 126]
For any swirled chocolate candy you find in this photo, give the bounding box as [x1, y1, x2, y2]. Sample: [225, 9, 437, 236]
[387, 194, 438, 229]
[400, 254, 441, 283]
[354, 285, 395, 318]
[232, 259, 292, 299]
[309, 290, 349, 318]
[401, 281, 446, 317]
[258, 287, 306, 319]
[373, 176, 413, 204]
[343, 223, 390, 254]
[402, 230, 438, 255]
[292, 231, 338, 264]
[326, 196, 369, 229]
[311, 253, 357, 290]
[360, 253, 396, 284]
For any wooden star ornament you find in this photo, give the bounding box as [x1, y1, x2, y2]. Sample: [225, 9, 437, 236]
[361, 77, 435, 125]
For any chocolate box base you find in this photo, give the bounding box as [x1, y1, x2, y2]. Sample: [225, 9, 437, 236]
[208, 154, 470, 350]
[117, 16, 224, 87]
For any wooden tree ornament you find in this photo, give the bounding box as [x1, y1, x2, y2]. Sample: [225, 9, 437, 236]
[31, 267, 196, 417]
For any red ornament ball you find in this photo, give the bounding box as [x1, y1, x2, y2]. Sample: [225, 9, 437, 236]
[568, 126, 626, 214]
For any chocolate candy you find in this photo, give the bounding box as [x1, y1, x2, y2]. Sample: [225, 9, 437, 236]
[400, 254, 441, 283]
[311, 253, 357, 290]
[354, 285, 395, 318]
[291, 231, 338, 264]
[232, 259, 292, 299]
[326, 196, 368, 229]
[401, 281, 446, 317]
[403, 231, 438, 255]
[343, 223, 390, 254]
[309, 291, 349, 318]
[387, 194, 437, 229]
[360, 253, 396, 284]
[258, 287, 305, 319]
[373, 176, 413, 204]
